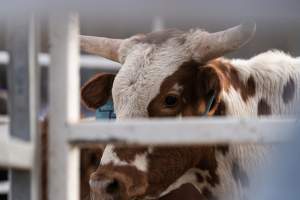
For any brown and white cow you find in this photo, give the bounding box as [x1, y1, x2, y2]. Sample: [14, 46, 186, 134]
[80, 22, 300, 200]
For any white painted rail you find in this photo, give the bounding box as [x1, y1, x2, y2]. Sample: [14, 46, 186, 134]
[68, 118, 296, 145]
[0, 102, 33, 171]
[0, 137, 33, 170]
[49, 12, 80, 200]
[0, 51, 121, 73]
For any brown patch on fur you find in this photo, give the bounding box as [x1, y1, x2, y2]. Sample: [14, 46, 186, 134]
[144, 146, 212, 197]
[81, 73, 115, 109]
[114, 147, 148, 163]
[231, 161, 250, 187]
[214, 100, 226, 116]
[258, 99, 271, 115]
[148, 60, 199, 117]
[158, 183, 204, 200]
[138, 29, 184, 45]
[148, 58, 258, 117]
[208, 60, 256, 102]
[148, 60, 227, 117]
[282, 77, 295, 104]
[244, 76, 256, 100]
[195, 148, 220, 187]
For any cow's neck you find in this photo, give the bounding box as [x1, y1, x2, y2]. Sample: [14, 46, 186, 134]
[159, 144, 269, 200]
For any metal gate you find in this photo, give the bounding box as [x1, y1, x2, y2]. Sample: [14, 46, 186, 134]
[0, 12, 297, 200]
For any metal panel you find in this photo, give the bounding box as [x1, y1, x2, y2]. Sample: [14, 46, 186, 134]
[68, 118, 297, 145]
[49, 12, 80, 200]
[6, 14, 40, 200]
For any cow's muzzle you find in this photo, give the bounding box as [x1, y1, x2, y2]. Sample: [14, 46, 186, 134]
[89, 165, 148, 200]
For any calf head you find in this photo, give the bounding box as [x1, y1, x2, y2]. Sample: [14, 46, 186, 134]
[81, 22, 255, 200]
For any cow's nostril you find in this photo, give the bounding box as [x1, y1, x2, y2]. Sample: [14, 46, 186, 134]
[105, 179, 120, 194]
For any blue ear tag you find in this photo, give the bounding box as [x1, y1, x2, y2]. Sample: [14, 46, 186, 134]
[95, 100, 116, 120]
[202, 94, 215, 116]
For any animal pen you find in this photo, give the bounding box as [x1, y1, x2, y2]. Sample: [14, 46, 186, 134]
[0, 5, 300, 200]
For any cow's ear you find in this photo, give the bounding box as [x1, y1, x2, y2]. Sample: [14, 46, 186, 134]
[81, 73, 115, 110]
[195, 64, 222, 115]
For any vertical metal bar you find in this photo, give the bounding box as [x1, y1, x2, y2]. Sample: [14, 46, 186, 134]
[28, 15, 41, 200]
[49, 12, 80, 200]
[6, 14, 40, 200]
[6, 18, 31, 142]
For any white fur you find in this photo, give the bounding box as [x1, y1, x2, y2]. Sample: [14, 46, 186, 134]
[101, 144, 128, 166]
[158, 169, 209, 198]
[101, 144, 148, 172]
[227, 51, 300, 116]
[131, 153, 148, 172]
[171, 83, 184, 94]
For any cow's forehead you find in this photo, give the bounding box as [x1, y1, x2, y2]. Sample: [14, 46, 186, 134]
[112, 39, 191, 118]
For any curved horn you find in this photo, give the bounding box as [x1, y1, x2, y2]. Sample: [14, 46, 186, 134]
[191, 21, 256, 61]
[80, 35, 123, 62]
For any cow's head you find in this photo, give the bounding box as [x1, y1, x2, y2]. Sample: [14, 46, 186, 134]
[81, 22, 255, 200]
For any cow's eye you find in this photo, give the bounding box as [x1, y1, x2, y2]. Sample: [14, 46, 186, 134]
[164, 95, 178, 107]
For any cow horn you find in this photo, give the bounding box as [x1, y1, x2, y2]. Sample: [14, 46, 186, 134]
[80, 35, 123, 62]
[192, 21, 256, 61]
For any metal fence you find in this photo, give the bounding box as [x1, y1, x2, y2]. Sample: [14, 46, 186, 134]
[0, 12, 297, 200]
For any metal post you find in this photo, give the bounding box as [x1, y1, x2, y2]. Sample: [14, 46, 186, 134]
[152, 16, 165, 31]
[6, 14, 40, 200]
[49, 12, 80, 200]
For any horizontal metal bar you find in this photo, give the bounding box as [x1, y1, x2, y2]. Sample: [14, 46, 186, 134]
[0, 51, 121, 72]
[67, 118, 298, 145]
[0, 129, 33, 169]
[0, 181, 9, 194]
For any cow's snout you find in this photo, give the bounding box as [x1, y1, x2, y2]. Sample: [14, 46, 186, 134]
[89, 166, 148, 200]
[89, 172, 123, 200]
